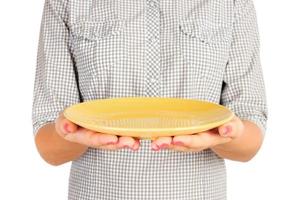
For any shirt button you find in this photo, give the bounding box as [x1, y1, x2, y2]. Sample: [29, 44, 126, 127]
[149, 1, 156, 7]
[150, 78, 157, 83]
[149, 36, 158, 43]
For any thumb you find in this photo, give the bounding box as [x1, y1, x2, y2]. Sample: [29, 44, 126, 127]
[63, 120, 78, 133]
[56, 114, 79, 136]
[60, 110, 78, 134]
[218, 122, 234, 138]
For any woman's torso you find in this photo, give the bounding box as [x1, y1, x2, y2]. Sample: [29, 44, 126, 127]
[67, 0, 234, 199]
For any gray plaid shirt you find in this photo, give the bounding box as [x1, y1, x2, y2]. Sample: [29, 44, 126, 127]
[32, 0, 268, 199]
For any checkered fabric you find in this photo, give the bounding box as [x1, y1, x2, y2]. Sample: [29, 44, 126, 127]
[32, 0, 268, 199]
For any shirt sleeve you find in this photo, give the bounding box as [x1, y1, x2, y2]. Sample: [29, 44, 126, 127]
[32, 0, 81, 136]
[220, 0, 268, 134]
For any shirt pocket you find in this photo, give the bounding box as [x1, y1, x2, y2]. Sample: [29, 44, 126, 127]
[70, 20, 127, 99]
[70, 20, 127, 41]
[178, 19, 233, 90]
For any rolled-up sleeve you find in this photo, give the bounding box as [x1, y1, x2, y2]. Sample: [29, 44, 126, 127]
[32, 0, 80, 136]
[221, 0, 268, 134]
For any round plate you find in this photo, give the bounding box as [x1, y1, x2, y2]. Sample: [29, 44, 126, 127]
[63, 97, 234, 140]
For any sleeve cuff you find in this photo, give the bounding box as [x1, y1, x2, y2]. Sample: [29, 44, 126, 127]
[235, 114, 267, 136]
[32, 114, 59, 136]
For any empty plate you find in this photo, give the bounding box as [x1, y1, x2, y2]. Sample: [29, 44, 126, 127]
[63, 97, 234, 140]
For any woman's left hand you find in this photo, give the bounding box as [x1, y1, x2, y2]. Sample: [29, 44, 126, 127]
[151, 115, 245, 152]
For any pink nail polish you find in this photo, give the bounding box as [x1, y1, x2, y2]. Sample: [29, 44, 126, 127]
[132, 142, 139, 151]
[151, 143, 160, 151]
[64, 124, 71, 133]
[223, 126, 232, 136]
[133, 140, 140, 147]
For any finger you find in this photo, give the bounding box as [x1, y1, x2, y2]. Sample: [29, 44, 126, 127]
[172, 132, 212, 149]
[132, 137, 141, 150]
[63, 128, 93, 145]
[218, 116, 243, 139]
[64, 128, 118, 147]
[173, 131, 231, 149]
[218, 122, 234, 138]
[100, 139, 140, 151]
[169, 145, 189, 152]
[92, 132, 119, 146]
[97, 143, 120, 151]
[131, 139, 140, 151]
[169, 143, 202, 152]
[61, 119, 78, 134]
[151, 137, 172, 150]
[116, 136, 139, 150]
[172, 134, 202, 149]
[55, 113, 78, 136]
[197, 132, 232, 147]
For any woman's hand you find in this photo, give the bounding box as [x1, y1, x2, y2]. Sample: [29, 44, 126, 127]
[55, 112, 140, 151]
[150, 115, 244, 152]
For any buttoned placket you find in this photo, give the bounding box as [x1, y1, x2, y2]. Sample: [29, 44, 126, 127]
[144, 0, 161, 97]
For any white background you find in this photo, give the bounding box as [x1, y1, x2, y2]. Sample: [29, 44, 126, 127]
[0, 0, 299, 199]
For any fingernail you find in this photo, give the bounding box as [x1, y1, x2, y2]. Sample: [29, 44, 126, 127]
[172, 141, 185, 146]
[64, 124, 71, 133]
[151, 143, 160, 151]
[159, 143, 169, 149]
[222, 126, 232, 136]
[132, 141, 140, 151]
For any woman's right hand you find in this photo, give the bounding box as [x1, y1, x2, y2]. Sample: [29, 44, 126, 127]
[54, 112, 140, 151]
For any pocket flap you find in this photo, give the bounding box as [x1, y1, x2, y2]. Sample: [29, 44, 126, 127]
[179, 20, 232, 44]
[71, 20, 127, 40]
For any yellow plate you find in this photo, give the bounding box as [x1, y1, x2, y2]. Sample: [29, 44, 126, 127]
[63, 97, 234, 140]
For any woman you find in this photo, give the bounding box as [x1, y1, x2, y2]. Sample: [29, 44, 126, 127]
[32, 0, 268, 199]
